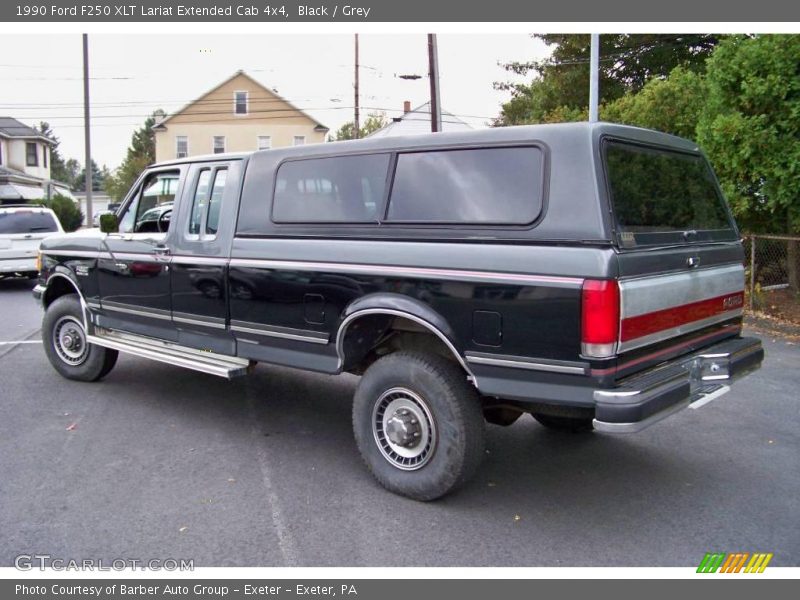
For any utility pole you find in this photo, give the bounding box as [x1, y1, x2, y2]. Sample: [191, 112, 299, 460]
[82, 33, 93, 225]
[427, 33, 442, 132]
[354, 34, 360, 139]
[589, 33, 600, 123]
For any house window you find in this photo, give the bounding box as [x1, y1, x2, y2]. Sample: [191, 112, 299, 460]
[0, 142, 3, 165]
[293, 136, 306, 146]
[213, 136, 226, 154]
[176, 136, 188, 159]
[234, 91, 248, 115]
[26, 142, 38, 167]
[257, 136, 271, 150]
[43, 145, 48, 168]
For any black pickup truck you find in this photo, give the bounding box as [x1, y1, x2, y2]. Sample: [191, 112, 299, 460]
[34, 122, 763, 500]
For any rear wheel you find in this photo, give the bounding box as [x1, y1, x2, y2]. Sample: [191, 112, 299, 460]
[42, 295, 118, 382]
[352, 351, 485, 501]
[532, 412, 594, 433]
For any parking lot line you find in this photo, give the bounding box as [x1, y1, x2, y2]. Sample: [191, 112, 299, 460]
[0, 340, 42, 345]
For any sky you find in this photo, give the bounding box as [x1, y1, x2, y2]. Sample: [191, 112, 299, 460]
[0, 34, 547, 170]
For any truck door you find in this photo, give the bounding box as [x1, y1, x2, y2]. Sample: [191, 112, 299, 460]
[97, 167, 184, 341]
[168, 159, 242, 355]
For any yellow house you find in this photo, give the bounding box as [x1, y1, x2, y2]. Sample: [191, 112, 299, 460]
[153, 71, 328, 162]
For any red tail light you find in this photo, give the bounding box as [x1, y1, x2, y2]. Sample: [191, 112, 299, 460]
[581, 279, 620, 358]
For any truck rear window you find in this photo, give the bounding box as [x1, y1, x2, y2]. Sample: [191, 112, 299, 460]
[0, 211, 59, 234]
[604, 141, 737, 246]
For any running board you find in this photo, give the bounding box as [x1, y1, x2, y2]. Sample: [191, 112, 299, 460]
[86, 330, 252, 379]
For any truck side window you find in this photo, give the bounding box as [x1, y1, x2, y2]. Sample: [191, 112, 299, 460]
[118, 170, 180, 234]
[189, 170, 212, 235]
[187, 167, 227, 237]
[272, 154, 390, 223]
[386, 147, 544, 225]
[206, 169, 227, 235]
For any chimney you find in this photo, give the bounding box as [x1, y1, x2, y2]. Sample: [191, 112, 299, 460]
[403, 100, 411, 114]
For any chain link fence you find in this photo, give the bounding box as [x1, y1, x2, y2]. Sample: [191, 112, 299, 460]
[743, 234, 800, 323]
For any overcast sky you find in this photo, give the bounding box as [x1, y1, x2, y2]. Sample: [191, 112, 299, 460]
[0, 34, 547, 170]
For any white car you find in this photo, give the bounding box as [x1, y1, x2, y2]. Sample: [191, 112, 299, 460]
[0, 205, 64, 280]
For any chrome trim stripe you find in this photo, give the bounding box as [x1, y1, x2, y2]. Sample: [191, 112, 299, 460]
[170, 255, 229, 266]
[620, 264, 744, 319]
[617, 309, 743, 354]
[41, 250, 100, 259]
[336, 308, 477, 385]
[229, 320, 329, 344]
[465, 353, 588, 375]
[172, 313, 226, 330]
[101, 302, 172, 321]
[43, 273, 91, 330]
[101, 252, 168, 262]
[172, 311, 226, 325]
[230, 258, 583, 288]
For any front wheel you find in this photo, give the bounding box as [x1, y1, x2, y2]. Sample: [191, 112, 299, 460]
[352, 351, 485, 501]
[42, 295, 118, 382]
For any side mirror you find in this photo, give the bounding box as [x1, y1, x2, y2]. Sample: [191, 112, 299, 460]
[99, 213, 119, 234]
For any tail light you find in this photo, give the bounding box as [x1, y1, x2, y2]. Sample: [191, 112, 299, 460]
[581, 279, 620, 358]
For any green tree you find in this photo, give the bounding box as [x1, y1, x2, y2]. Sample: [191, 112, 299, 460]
[696, 34, 800, 290]
[602, 66, 707, 140]
[105, 110, 164, 201]
[63, 158, 81, 189]
[495, 34, 720, 125]
[36, 122, 71, 185]
[75, 159, 107, 192]
[330, 112, 388, 141]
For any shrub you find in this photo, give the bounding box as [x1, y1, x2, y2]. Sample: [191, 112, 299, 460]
[44, 194, 84, 232]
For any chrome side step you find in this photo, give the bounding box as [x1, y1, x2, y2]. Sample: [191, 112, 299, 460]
[87, 329, 252, 379]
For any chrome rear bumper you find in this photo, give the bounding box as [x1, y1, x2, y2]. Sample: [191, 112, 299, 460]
[593, 336, 763, 433]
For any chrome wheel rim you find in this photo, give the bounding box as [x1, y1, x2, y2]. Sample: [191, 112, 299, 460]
[372, 387, 436, 470]
[53, 315, 88, 365]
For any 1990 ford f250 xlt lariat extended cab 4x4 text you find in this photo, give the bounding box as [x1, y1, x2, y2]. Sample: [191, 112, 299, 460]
[33, 123, 763, 500]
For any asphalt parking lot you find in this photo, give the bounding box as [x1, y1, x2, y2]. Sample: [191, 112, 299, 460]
[1, 278, 798, 567]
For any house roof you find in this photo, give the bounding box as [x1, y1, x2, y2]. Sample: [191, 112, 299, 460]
[367, 102, 472, 138]
[0, 117, 55, 143]
[0, 164, 45, 185]
[153, 70, 328, 132]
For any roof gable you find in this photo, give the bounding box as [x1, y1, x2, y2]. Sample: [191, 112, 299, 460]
[0, 117, 55, 143]
[154, 70, 328, 131]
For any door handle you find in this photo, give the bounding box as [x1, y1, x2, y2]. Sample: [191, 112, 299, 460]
[154, 245, 171, 255]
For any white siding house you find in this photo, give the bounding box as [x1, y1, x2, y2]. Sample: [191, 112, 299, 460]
[0, 117, 73, 202]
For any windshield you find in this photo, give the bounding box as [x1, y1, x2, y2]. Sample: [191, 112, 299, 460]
[0, 210, 59, 234]
[604, 141, 737, 247]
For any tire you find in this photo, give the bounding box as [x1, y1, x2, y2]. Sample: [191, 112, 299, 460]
[42, 295, 118, 382]
[532, 412, 594, 433]
[352, 351, 485, 501]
